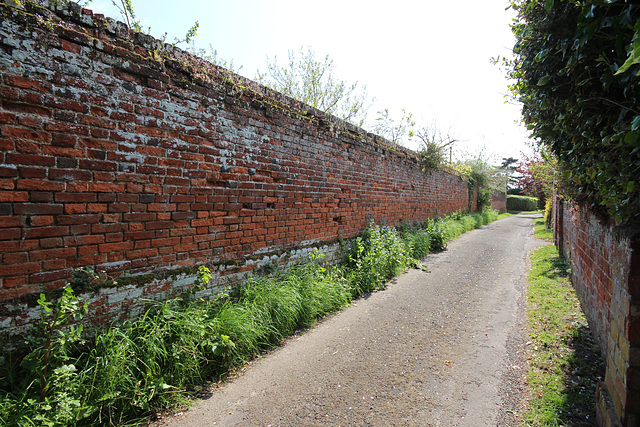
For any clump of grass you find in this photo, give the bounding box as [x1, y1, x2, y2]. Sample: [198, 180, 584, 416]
[524, 244, 604, 425]
[1, 210, 500, 426]
[533, 217, 553, 240]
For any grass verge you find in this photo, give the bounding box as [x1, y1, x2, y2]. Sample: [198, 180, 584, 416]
[523, 219, 604, 426]
[1, 209, 498, 426]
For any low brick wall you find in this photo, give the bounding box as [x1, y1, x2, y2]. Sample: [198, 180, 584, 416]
[0, 1, 475, 337]
[554, 198, 640, 426]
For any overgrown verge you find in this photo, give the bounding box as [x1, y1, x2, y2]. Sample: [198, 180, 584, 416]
[0, 210, 498, 426]
[523, 219, 605, 425]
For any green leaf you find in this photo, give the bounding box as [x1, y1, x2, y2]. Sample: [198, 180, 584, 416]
[537, 75, 552, 86]
[615, 38, 640, 75]
[627, 181, 636, 193]
[544, 0, 554, 13]
[584, 5, 596, 19]
[624, 131, 639, 144]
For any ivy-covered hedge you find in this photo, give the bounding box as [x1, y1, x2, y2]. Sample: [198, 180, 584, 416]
[508, 0, 640, 223]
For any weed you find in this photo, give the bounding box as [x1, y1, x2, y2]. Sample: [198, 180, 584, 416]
[533, 217, 553, 240]
[347, 221, 410, 295]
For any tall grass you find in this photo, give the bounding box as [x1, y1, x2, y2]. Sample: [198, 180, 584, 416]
[0, 209, 499, 426]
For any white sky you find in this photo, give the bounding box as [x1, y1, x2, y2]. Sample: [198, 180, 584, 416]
[88, 0, 531, 164]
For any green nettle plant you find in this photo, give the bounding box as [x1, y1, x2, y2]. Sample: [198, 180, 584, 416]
[507, 0, 640, 223]
[347, 222, 411, 295]
[3, 286, 91, 426]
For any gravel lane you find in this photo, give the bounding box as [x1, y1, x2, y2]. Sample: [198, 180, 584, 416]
[163, 214, 545, 426]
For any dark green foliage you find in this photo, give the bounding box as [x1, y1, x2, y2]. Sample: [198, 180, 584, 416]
[508, 0, 640, 223]
[507, 194, 540, 212]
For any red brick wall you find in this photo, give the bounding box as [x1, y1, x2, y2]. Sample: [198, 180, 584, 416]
[554, 198, 640, 426]
[0, 1, 473, 333]
[491, 189, 506, 214]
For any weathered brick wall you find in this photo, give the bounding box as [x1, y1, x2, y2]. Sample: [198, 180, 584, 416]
[0, 2, 473, 335]
[491, 189, 506, 214]
[554, 198, 640, 426]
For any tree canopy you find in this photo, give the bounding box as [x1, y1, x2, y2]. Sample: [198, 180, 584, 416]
[508, 0, 640, 223]
[255, 47, 372, 127]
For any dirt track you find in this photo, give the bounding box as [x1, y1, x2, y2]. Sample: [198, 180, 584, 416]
[163, 214, 545, 426]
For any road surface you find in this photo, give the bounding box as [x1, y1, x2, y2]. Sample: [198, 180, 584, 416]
[162, 214, 544, 426]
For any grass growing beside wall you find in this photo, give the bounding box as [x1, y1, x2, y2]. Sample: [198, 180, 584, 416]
[0, 209, 498, 426]
[523, 218, 604, 426]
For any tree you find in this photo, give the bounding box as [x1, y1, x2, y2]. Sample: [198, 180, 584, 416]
[499, 157, 519, 191]
[452, 150, 500, 211]
[516, 146, 557, 205]
[255, 47, 372, 127]
[372, 108, 415, 145]
[507, 0, 640, 223]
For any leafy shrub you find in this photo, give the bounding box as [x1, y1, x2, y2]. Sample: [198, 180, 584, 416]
[347, 221, 409, 295]
[544, 199, 553, 229]
[426, 218, 447, 252]
[402, 229, 431, 260]
[507, 195, 539, 211]
[508, 0, 640, 223]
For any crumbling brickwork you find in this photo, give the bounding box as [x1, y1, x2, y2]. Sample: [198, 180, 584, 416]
[0, 1, 473, 335]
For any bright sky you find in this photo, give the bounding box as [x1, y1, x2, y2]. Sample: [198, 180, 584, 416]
[89, 0, 531, 164]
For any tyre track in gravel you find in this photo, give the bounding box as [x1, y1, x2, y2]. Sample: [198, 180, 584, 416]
[163, 214, 545, 426]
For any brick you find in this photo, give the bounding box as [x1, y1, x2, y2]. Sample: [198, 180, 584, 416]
[3, 275, 28, 288]
[55, 192, 97, 203]
[24, 226, 69, 239]
[30, 269, 71, 284]
[40, 237, 63, 248]
[0, 217, 22, 228]
[6, 153, 56, 166]
[0, 262, 40, 277]
[52, 133, 78, 147]
[0, 285, 40, 302]
[0, 191, 28, 202]
[0, 240, 38, 253]
[2, 101, 51, 116]
[49, 169, 92, 181]
[79, 159, 117, 171]
[3, 252, 28, 264]
[1, 126, 50, 142]
[88, 182, 126, 193]
[57, 214, 101, 225]
[99, 241, 134, 253]
[14, 203, 63, 215]
[4, 75, 50, 92]
[30, 247, 76, 262]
